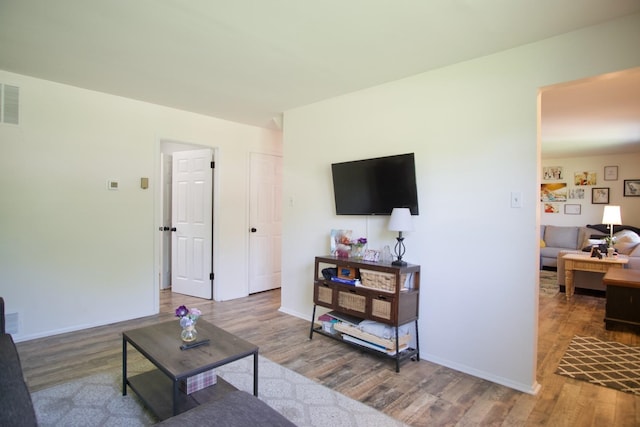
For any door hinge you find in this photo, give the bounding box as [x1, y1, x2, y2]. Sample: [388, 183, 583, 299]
[210, 161, 215, 169]
[210, 273, 214, 280]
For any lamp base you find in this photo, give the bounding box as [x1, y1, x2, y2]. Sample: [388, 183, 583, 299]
[391, 259, 407, 266]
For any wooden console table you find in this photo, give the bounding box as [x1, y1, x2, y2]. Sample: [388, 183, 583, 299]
[562, 253, 628, 301]
[603, 268, 640, 330]
[309, 256, 420, 372]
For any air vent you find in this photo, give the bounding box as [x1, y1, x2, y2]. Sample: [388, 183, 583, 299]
[5, 312, 19, 334]
[1, 83, 20, 125]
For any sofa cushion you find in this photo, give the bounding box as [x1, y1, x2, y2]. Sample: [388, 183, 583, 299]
[155, 390, 295, 426]
[544, 225, 580, 249]
[613, 229, 640, 255]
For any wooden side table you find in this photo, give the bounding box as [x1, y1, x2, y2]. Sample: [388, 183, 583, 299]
[562, 253, 628, 301]
[603, 268, 640, 330]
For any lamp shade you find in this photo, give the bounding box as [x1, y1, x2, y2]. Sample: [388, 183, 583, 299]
[388, 208, 413, 232]
[602, 205, 622, 225]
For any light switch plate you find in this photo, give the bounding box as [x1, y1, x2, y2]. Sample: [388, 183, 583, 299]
[511, 191, 522, 208]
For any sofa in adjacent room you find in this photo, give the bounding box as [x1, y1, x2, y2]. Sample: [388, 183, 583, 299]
[540, 224, 592, 269]
[551, 224, 640, 292]
[0, 297, 295, 427]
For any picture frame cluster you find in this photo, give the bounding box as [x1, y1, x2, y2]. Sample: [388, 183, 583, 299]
[541, 164, 638, 215]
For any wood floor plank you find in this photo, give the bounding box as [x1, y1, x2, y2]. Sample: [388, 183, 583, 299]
[14, 283, 640, 426]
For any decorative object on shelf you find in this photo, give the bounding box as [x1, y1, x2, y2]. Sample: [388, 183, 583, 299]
[592, 187, 609, 204]
[624, 179, 640, 197]
[363, 249, 380, 262]
[175, 305, 202, 342]
[350, 237, 367, 259]
[602, 205, 622, 256]
[331, 229, 353, 258]
[604, 165, 618, 181]
[388, 207, 413, 266]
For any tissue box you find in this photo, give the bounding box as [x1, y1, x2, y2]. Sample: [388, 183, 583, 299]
[180, 368, 217, 394]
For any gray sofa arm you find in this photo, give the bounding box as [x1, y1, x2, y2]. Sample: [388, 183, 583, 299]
[1, 296, 5, 334]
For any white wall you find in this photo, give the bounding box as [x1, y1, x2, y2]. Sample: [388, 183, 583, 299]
[280, 13, 640, 394]
[0, 70, 281, 341]
[541, 153, 640, 226]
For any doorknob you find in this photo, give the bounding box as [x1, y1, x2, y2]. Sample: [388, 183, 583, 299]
[158, 226, 170, 231]
[250, 227, 257, 232]
[170, 227, 177, 232]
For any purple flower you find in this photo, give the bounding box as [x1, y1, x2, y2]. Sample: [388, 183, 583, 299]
[357, 237, 367, 245]
[175, 305, 188, 318]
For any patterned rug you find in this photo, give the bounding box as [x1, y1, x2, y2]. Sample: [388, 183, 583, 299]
[556, 336, 640, 396]
[32, 355, 408, 427]
[539, 269, 559, 297]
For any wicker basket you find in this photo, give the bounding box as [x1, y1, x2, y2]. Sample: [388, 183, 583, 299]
[338, 291, 366, 314]
[371, 299, 392, 320]
[317, 286, 333, 305]
[359, 270, 405, 293]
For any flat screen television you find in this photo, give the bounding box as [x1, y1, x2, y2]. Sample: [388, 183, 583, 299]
[331, 153, 419, 215]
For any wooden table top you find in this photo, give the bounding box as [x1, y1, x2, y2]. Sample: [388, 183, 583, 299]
[603, 268, 640, 288]
[123, 319, 258, 380]
[562, 252, 629, 265]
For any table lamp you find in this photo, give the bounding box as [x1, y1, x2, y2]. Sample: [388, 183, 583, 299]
[602, 205, 622, 246]
[388, 208, 413, 266]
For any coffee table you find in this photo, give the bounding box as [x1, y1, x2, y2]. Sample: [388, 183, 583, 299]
[562, 253, 628, 301]
[122, 319, 258, 420]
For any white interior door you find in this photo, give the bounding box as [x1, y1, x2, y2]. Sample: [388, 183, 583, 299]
[171, 148, 213, 299]
[249, 153, 282, 294]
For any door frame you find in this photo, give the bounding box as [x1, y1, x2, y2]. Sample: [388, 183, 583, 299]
[153, 139, 220, 311]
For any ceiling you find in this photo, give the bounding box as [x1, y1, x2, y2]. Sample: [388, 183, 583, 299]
[1, 0, 639, 156]
[541, 67, 640, 158]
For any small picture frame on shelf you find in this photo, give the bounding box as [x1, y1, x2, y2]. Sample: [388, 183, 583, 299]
[624, 179, 640, 197]
[363, 249, 380, 262]
[604, 166, 618, 181]
[592, 187, 609, 204]
[564, 204, 581, 215]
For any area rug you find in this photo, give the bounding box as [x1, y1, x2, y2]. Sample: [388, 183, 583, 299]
[556, 335, 640, 396]
[539, 269, 559, 297]
[32, 355, 408, 427]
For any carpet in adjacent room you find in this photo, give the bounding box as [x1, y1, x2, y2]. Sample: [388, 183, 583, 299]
[556, 335, 640, 396]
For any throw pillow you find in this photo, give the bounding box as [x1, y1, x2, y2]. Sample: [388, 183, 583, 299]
[581, 234, 606, 251]
[613, 229, 640, 255]
[540, 239, 546, 248]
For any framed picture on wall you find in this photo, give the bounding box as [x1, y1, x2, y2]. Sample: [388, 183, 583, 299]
[624, 179, 640, 197]
[604, 166, 618, 181]
[574, 171, 597, 186]
[592, 187, 609, 204]
[564, 204, 581, 215]
[542, 166, 563, 180]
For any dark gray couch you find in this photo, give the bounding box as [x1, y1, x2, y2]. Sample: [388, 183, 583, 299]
[0, 297, 295, 427]
[0, 297, 38, 426]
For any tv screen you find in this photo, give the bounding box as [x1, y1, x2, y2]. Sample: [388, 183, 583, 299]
[331, 153, 419, 215]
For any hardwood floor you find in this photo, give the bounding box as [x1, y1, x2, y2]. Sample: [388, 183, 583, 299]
[15, 283, 640, 426]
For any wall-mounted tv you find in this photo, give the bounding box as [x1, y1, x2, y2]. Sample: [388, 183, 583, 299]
[331, 153, 419, 215]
